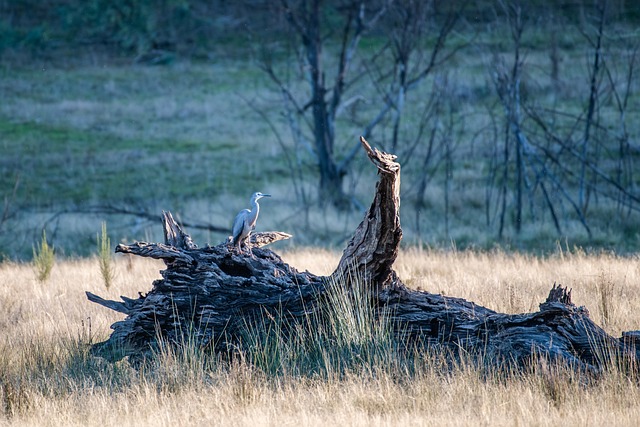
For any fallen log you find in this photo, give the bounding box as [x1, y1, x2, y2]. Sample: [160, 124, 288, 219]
[87, 137, 640, 372]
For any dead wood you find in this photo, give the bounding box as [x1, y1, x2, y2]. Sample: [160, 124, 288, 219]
[87, 137, 640, 372]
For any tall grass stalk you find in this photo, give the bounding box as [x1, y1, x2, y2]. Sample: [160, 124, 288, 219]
[596, 271, 615, 328]
[32, 229, 54, 283]
[97, 221, 115, 290]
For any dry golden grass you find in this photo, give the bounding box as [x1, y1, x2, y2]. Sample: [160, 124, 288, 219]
[1, 249, 640, 426]
[284, 247, 640, 335]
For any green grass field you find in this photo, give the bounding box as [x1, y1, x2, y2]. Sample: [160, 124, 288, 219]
[2, 15, 639, 260]
[0, 60, 317, 258]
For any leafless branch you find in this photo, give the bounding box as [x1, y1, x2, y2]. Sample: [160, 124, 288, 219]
[44, 205, 229, 235]
[0, 173, 20, 233]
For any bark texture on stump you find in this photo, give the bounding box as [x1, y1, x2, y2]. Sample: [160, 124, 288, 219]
[87, 137, 640, 372]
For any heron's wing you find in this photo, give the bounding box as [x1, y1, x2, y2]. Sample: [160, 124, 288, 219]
[232, 209, 251, 241]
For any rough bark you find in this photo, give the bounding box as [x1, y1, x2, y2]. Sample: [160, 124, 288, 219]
[87, 137, 640, 373]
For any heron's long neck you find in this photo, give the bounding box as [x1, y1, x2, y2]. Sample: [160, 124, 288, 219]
[250, 199, 260, 224]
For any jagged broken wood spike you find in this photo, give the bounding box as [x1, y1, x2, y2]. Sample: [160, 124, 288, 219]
[163, 211, 197, 249]
[86, 291, 131, 315]
[87, 136, 640, 373]
[545, 282, 573, 305]
[332, 136, 402, 289]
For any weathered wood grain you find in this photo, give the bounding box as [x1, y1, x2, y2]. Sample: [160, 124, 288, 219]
[87, 137, 640, 372]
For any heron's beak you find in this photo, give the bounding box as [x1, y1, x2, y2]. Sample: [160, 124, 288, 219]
[262, 194, 272, 197]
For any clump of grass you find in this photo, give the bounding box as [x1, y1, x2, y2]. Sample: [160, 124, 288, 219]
[147, 320, 216, 392]
[97, 221, 114, 290]
[320, 270, 398, 372]
[239, 268, 400, 379]
[32, 229, 54, 283]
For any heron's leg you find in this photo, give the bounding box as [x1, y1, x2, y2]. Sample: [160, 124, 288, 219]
[245, 232, 254, 256]
[239, 237, 249, 255]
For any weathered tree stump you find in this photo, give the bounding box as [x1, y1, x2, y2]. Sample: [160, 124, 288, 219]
[87, 137, 640, 372]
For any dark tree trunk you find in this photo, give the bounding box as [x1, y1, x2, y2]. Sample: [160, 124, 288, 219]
[281, 0, 349, 209]
[305, 0, 344, 208]
[87, 137, 640, 373]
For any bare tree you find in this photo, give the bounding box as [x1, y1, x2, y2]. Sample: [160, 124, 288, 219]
[489, 1, 587, 238]
[605, 37, 639, 216]
[261, 0, 389, 209]
[578, 0, 606, 216]
[260, 0, 466, 211]
[490, 0, 527, 237]
[362, 0, 466, 148]
[485, 0, 640, 241]
[360, 0, 467, 235]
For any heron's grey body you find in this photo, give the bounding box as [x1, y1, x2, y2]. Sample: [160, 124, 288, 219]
[232, 192, 271, 253]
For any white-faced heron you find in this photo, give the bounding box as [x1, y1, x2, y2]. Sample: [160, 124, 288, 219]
[232, 192, 271, 253]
